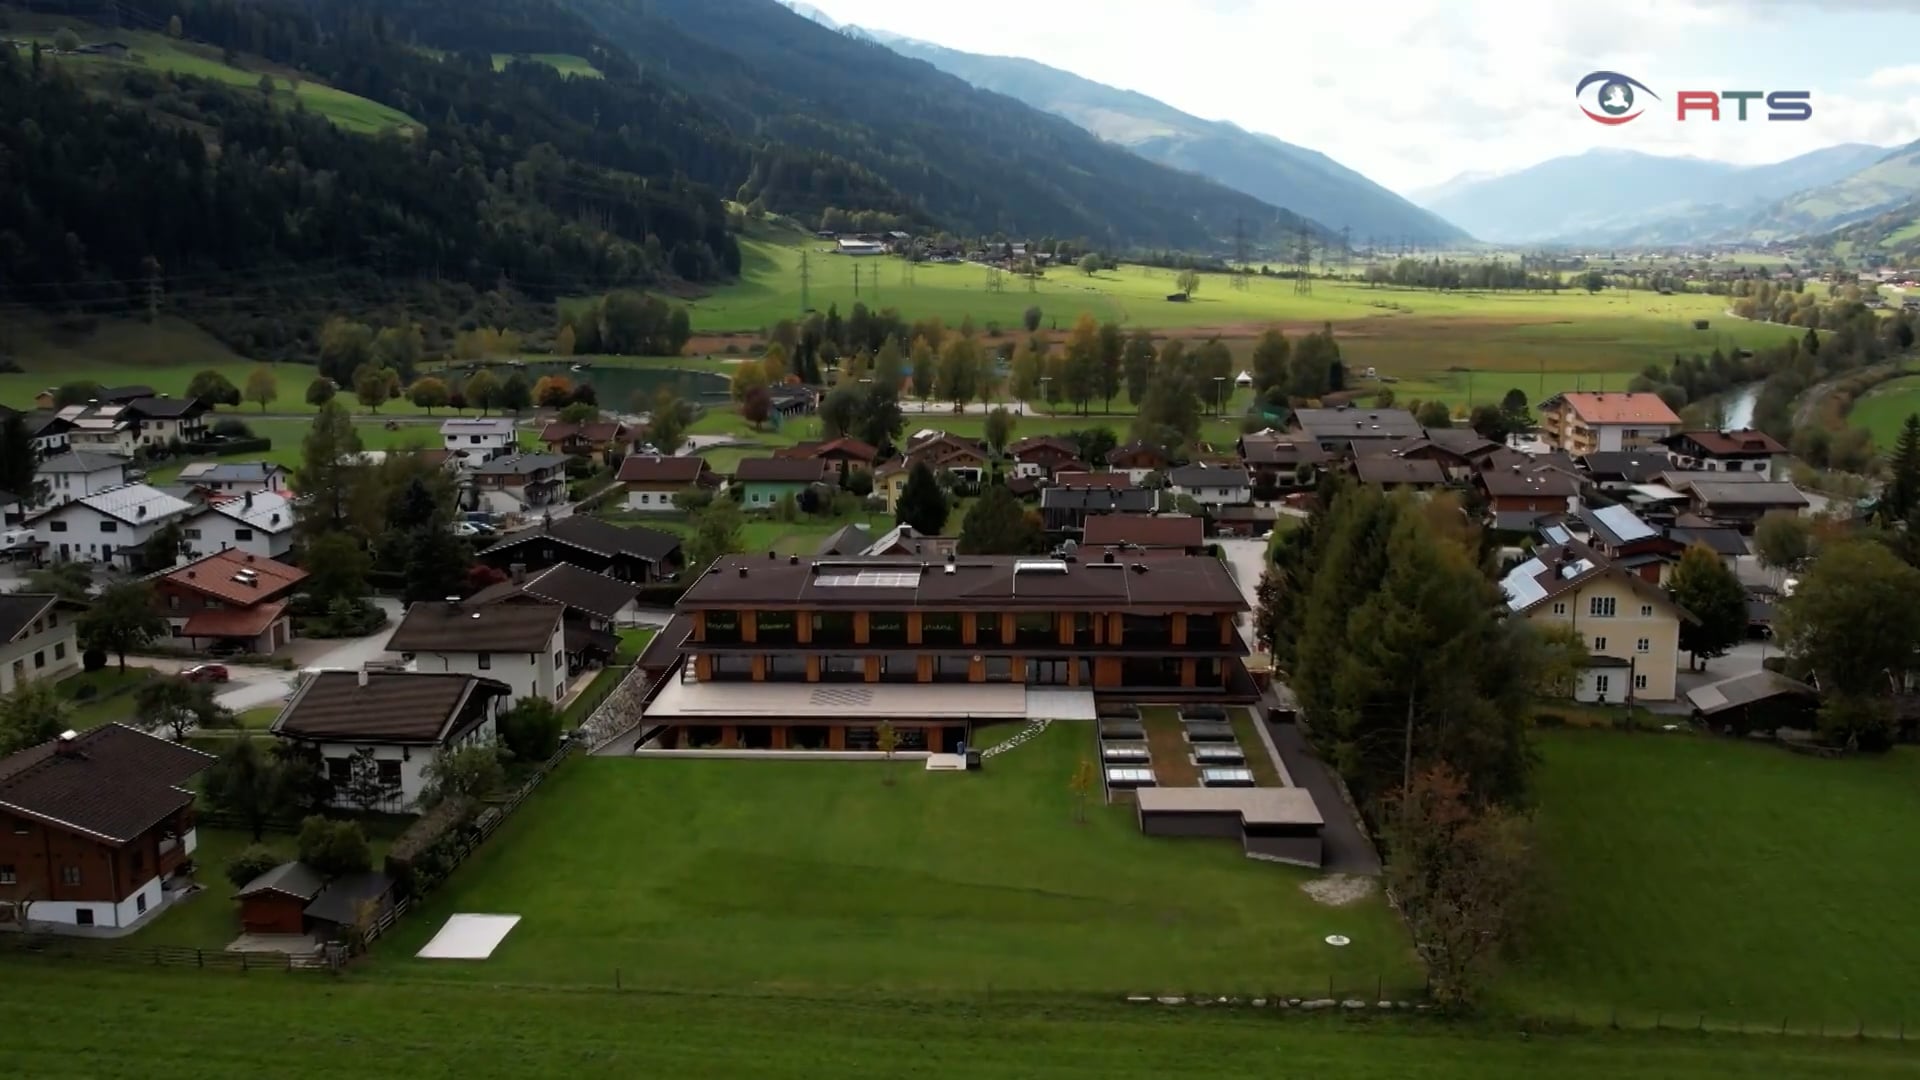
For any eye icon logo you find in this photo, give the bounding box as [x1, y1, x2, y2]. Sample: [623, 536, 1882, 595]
[1577, 71, 1658, 125]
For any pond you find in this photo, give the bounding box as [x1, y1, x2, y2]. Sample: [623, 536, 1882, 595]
[456, 361, 731, 410]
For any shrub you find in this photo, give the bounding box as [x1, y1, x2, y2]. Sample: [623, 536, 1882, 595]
[385, 795, 477, 896]
[297, 817, 371, 877]
[498, 696, 565, 760]
[225, 845, 286, 889]
[69, 683, 99, 702]
[673, 487, 715, 513]
[82, 648, 107, 672]
[210, 417, 254, 438]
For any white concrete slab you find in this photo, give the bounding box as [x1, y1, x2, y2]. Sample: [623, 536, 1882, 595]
[415, 913, 521, 959]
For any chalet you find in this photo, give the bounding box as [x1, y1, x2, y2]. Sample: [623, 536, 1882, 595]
[1006, 436, 1082, 480]
[1538, 392, 1680, 454]
[1682, 480, 1809, 532]
[34, 451, 132, 507]
[1578, 450, 1673, 490]
[121, 396, 209, 446]
[174, 461, 291, 496]
[1566, 505, 1684, 583]
[0, 406, 74, 459]
[154, 549, 308, 655]
[271, 671, 511, 812]
[1237, 433, 1327, 491]
[616, 454, 717, 512]
[440, 418, 517, 466]
[35, 483, 195, 566]
[471, 453, 568, 509]
[734, 457, 836, 510]
[774, 436, 882, 468]
[1475, 462, 1581, 518]
[1081, 514, 1206, 555]
[1661, 429, 1789, 479]
[1350, 455, 1448, 491]
[0, 593, 84, 694]
[467, 562, 644, 670]
[1053, 471, 1134, 492]
[538, 419, 632, 464]
[477, 515, 682, 584]
[181, 490, 296, 560]
[1106, 441, 1169, 482]
[1500, 543, 1691, 702]
[0, 726, 213, 931]
[1288, 406, 1424, 454]
[1166, 463, 1252, 508]
[1041, 486, 1158, 536]
[875, 434, 990, 511]
[388, 599, 568, 706]
[765, 385, 819, 422]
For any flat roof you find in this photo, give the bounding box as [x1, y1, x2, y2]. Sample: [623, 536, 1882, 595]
[645, 679, 1030, 721]
[1134, 786, 1324, 827]
[680, 554, 1247, 612]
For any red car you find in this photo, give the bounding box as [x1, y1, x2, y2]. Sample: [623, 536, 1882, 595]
[181, 664, 230, 683]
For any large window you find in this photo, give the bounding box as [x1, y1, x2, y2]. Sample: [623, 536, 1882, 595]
[711, 654, 754, 681]
[1070, 612, 1098, 647]
[820, 655, 864, 682]
[756, 611, 797, 646]
[1026, 658, 1081, 686]
[811, 612, 855, 645]
[703, 611, 742, 645]
[1189, 614, 1235, 647]
[1119, 657, 1183, 688]
[867, 613, 909, 647]
[880, 653, 919, 683]
[1014, 612, 1056, 647]
[984, 656, 1014, 682]
[765, 654, 806, 682]
[1589, 596, 1616, 618]
[934, 655, 972, 681]
[921, 612, 962, 645]
[974, 613, 1008, 646]
[1122, 614, 1173, 647]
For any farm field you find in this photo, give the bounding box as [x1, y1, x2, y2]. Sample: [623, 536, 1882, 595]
[492, 51, 601, 77]
[369, 723, 1420, 996]
[1501, 729, 1920, 1033]
[8, 967, 1915, 1080]
[1847, 373, 1920, 447]
[26, 27, 418, 134]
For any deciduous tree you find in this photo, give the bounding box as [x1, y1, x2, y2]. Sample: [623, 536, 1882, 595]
[1779, 539, 1920, 747]
[423, 744, 505, 806]
[318, 317, 375, 385]
[134, 676, 233, 741]
[645, 387, 692, 454]
[983, 405, 1016, 454]
[1176, 268, 1200, 298]
[909, 335, 936, 400]
[462, 370, 499, 416]
[1667, 544, 1748, 670]
[876, 721, 900, 784]
[243, 366, 278, 412]
[204, 736, 300, 842]
[1250, 328, 1290, 399]
[1122, 329, 1154, 407]
[79, 583, 167, 674]
[534, 375, 574, 409]
[298, 816, 372, 875]
[1753, 510, 1815, 576]
[408, 376, 450, 414]
[0, 680, 68, 756]
[683, 499, 744, 576]
[186, 369, 240, 407]
[372, 324, 424, 381]
[497, 372, 533, 414]
[353, 364, 398, 412]
[304, 377, 336, 407]
[498, 697, 565, 762]
[936, 336, 979, 408]
[741, 385, 772, 429]
[293, 402, 363, 541]
[1415, 400, 1453, 429]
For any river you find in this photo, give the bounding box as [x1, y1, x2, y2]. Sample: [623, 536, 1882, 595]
[1722, 384, 1759, 430]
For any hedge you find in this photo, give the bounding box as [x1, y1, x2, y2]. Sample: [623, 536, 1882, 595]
[181, 436, 273, 457]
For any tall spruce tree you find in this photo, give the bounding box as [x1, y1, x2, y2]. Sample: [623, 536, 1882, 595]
[895, 461, 949, 536]
[1884, 414, 1920, 523]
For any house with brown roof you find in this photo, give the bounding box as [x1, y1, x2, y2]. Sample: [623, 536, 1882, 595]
[1499, 542, 1691, 702]
[476, 516, 682, 583]
[617, 454, 717, 513]
[1681, 480, 1809, 532]
[233, 859, 395, 941]
[1289, 406, 1425, 454]
[1053, 471, 1134, 492]
[0, 725, 214, 931]
[387, 598, 568, 706]
[152, 549, 309, 655]
[1007, 436, 1081, 480]
[1237, 433, 1327, 491]
[1081, 514, 1206, 554]
[0, 594, 84, 695]
[467, 563, 643, 669]
[471, 453, 569, 509]
[734, 456, 837, 511]
[1349, 455, 1449, 491]
[538, 419, 633, 464]
[1538, 392, 1681, 455]
[271, 671, 511, 811]
[1473, 462, 1582, 518]
[774, 436, 881, 467]
[1106, 440, 1169, 482]
[1661, 429, 1789, 479]
[875, 433, 992, 511]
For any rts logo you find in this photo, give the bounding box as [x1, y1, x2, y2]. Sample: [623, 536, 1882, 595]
[1576, 71, 1812, 124]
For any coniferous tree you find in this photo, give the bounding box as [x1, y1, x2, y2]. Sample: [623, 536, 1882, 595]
[956, 482, 1043, 555]
[895, 461, 949, 536]
[1883, 414, 1920, 523]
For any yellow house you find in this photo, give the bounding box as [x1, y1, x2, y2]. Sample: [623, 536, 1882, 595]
[875, 459, 913, 513]
[1500, 544, 1691, 702]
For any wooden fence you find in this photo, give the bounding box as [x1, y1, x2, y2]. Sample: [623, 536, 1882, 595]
[0, 934, 333, 973]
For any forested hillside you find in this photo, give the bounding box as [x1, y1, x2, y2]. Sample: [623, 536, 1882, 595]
[566, 0, 1325, 251]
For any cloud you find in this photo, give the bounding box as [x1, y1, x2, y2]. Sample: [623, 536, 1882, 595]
[1868, 65, 1920, 88]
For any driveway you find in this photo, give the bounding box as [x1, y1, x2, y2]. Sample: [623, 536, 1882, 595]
[1667, 639, 1775, 714]
[1265, 715, 1383, 876]
[1213, 537, 1270, 648]
[127, 597, 407, 714]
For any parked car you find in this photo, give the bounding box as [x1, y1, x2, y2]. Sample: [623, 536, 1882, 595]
[181, 663, 230, 683]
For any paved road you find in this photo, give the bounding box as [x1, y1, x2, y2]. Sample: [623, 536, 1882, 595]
[1265, 715, 1382, 876]
[1213, 537, 1270, 648]
[122, 597, 407, 715]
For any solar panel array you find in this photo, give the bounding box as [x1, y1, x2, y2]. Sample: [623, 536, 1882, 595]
[1200, 767, 1257, 787]
[814, 570, 920, 588]
[1500, 557, 1548, 611]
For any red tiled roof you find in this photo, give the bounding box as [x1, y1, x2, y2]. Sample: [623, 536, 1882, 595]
[180, 600, 288, 639]
[775, 436, 879, 463]
[1052, 471, 1133, 491]
[540, 420, 630, 445]
[162, 550, 308, 607]
[1550, 392, 1682, 426]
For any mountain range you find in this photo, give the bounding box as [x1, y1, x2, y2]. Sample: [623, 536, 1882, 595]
[1419, 144, 1906, 246]
[855, 29, 1468, 247]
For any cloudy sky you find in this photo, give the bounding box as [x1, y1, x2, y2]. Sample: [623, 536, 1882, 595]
[800, 0, 1920, 197]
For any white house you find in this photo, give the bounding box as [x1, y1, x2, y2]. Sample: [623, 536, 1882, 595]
[182, 490, 296, 560]
[34, 451, 132, 507]
[35, 483, 196, 566]
[175, 461, 291, 495]
[836, 238, 886, 256]
[0, 593, 84, 694]
[386, 598, 569, 705]
[441, 418, 518, 466]
[270, 671, 512, 812]
[54, 397, 209, 458]
[1166, 463, 1252, 508]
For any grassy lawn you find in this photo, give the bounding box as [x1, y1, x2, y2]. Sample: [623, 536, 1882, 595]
[8, 969, 1916, 1080]
[1502, 729, 1920, 1032]
[143, 418, 447, 481]
[370, 723, 1418, 996]
[614, 627, 657, 665]
[57, 667, 156, 730]
[237, 707, 281, 730]
[491, 52, 601, 77]
[1847, 372, 1920, 447]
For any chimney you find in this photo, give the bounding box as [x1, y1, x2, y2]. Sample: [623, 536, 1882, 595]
[54, 730, 81, 756]
[738, 565, 749, 578]
[444, 595, 460, 613]
[358, 668, 369, 687]
[244, 492, 253, 509]
[767, 550, 776, 560]
[510, 562, 526, 584]
[1104, 547, 1115, 564]
[789, 554, 799, 565]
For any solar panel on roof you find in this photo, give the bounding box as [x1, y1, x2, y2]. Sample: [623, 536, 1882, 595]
[815, 570, 920, 587]
[1104, 767, 1157, 787]
[1541, 525, 1572, 545]
[1201, 767, 1256, 787]
[1593, 504, 1656, 542]
[1191, 745, 1246, 764]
